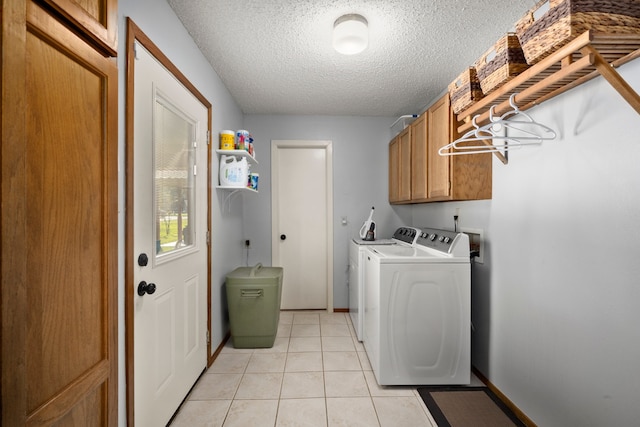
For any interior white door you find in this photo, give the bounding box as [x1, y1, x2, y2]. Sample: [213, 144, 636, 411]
[133, 42, 208, 426]
[272, 140, 333, 310]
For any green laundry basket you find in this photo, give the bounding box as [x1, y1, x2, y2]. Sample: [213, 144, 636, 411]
[225, 263, 283, 348]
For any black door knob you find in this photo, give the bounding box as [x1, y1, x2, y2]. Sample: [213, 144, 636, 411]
[137, 281, 156, 296]
[280, 234, 286, 240]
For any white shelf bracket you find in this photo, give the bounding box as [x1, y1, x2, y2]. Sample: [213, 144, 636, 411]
[222, 189, 241, 212]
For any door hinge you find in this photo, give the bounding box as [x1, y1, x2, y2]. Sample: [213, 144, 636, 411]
[206, 330, 210, 344]
[206, 230, 210, 245]
[206, 130, 211, 145]
[193, 164, 197, 176]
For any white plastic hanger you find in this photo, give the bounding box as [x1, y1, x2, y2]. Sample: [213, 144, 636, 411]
[438, 115, 523, 156]
[439, 93, 556, 157]
[476, 94, 557, 143]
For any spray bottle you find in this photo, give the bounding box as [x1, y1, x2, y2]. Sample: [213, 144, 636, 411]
[359, 207, 376, 240]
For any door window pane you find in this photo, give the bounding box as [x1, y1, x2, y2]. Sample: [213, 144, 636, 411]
[153, 95, 196, 258]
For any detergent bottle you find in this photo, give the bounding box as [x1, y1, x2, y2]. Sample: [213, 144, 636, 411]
[219, 155, 249, 187]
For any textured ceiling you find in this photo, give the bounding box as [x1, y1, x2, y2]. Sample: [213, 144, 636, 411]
[167, 0, 534, 117]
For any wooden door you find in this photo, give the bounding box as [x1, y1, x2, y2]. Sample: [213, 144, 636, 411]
[411, 113, 428, 201]
[41, 0, 118, 54]
[271, 140, 333, 310]
[1, 2, 118, 425]
[398, 127, 412, 202]
[427, 94, 453, 200]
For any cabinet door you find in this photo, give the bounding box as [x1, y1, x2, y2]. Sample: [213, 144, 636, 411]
[42, 0, 117, 54]
[1, 2, 118, 425]
[398, 127, 412, 202]
[427, 94, 452, 200]
[388, 137, 400, 203]
[410, 113, 428, 200]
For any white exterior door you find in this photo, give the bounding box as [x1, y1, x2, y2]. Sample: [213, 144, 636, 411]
[133, 42, 209, 426]
[272, 140, 333, 310]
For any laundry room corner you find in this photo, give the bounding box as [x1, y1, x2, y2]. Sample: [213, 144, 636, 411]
[243, 114, 406, 310]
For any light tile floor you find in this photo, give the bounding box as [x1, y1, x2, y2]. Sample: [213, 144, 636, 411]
[170, 311, 442, 427]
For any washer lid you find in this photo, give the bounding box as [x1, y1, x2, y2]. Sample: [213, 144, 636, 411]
[370, 245, 419, 257]
[366, 244, 468, 263]
[352, 238, 395, 245]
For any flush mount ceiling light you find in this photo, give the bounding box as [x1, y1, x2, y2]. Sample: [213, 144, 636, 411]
[333, 14, 368, 55]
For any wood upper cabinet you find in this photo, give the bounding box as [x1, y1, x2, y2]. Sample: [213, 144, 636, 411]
[389, 126, 413, 203]
[435, 93, 493, 202]
[427, 94, 453, 200]
[389, 93, 492, 204]
[410, 113, 428, 200]
[397, 127, 412, 202]
[41, 0, 118, 55]
[388, 136, 400, 203]
[389, 126, 412, 203]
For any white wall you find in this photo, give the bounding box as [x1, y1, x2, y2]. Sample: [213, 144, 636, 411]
[243, 115, 410, 308]
[412, 58, 640, 426]
[117, 0, 245, 424]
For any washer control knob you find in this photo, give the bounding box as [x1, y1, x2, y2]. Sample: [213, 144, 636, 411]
[438, 236, 445, 242]
[444, 237, 451, 244]
[429, 234, 437, 241]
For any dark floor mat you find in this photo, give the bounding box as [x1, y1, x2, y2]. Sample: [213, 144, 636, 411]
[417, 386, 526, 427]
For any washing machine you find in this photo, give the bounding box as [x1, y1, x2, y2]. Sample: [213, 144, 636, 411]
[363, 227, 470, 385]
[349, 227, 419, 341]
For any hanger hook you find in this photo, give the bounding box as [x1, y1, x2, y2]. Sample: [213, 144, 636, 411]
[472, 114, 480, 129]
[489, 105, 499, 122]
[509, 93, 520, 112]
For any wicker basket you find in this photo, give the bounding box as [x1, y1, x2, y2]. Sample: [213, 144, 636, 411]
[475, 33, 529, 95]
[515, 0, 640, 64]
[448, 67, 484, 114]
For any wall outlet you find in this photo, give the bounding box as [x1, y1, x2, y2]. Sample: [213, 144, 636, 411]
[461, 228, 484, 264]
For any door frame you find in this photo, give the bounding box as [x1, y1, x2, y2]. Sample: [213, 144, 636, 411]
[271, 140, 334, 312]
[125, 19, 212, 426]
